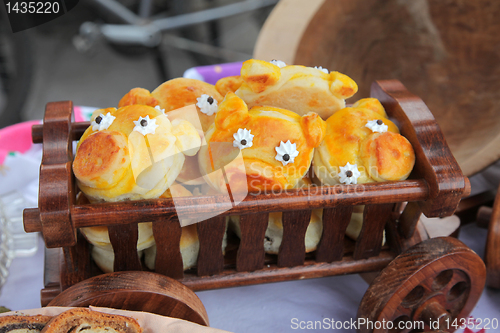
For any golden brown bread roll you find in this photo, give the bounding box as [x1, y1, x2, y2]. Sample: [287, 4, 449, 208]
[234, 59, 358, 119]
[118, 87, 159, 108]
[73, 104, 200, 202]
[215, 75, 244, 97]
[313, 98, 412, 245]
[117, 78, 224, 185]
[151, 78, 223, 133]
[198, 92, 326, 194]
[313, 98, 415, 185]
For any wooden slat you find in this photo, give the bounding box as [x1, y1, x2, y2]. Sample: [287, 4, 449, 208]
[59, 231, 91, 291]
[152, 218, 184, 279]
[236, 213, 269, 272]
[108, 223, 142, 272]
[398, 201, 422, 238]
[353, 204, 394, 260]
[196, 216, 226, 276]
[277, 210, 312, 267]
[316, 206, 354, 262]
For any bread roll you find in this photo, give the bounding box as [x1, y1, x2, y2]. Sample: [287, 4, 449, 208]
[198, 93, 326, 194]
[313, 98, 413, 244]
[234, 59, 358, 119]
[73, 104, 200, 202]
[215, 75, 243, 97]
[117, 79, 223, 185]
[313, 98, 415, 185]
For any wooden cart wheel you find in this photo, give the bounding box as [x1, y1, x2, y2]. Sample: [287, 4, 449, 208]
[254, 0, 500, 176]
[47, 271, 209, 326]
[357, 237, 485, 333]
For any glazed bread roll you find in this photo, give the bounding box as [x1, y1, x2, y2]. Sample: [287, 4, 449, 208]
[313, 98, 415, 185]
[40, 308, 142, 333]
[0, 315, 52, 333]
[119, 78, 223, 133]
[215, 75, 243, 97]
[118, 78, 223, 185]
[198, 93, 326, 194]
[118, 87, 159, 107]
[73, 104, 200, 202]
[229, 177, 323, 254]
[233, 59, 358, 119]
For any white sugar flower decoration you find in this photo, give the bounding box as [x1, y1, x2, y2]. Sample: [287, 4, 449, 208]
[233, 128, 254, 150]
[275, 140, 299, 166]
[270, 59, 286, 68]
[196, 94, 218, 116]
[314, 66, 329, 74]
[339, 162, 361, 185]
[365, 119, 388, 133]
[91, 112, 115, 131]
[154, 105, 166, 114]
[133, 115, 158, 136]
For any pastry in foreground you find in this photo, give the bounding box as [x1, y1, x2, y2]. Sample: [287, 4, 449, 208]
[198, 92, 326, 193]
[0, 314, 52, 333]
[40, 308, 142, 333]
[313, 98, 415, 185]
[232, 59, 358, 119]
[73, 104, 201, 202]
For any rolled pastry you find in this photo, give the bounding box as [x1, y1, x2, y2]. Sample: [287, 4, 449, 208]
[117, 78, 223, 185]
[40, 308, 142, 333]
[0, 315, 52, 333]
[233, 59, 358, 119]
[73, 104, 200, 202]
[198, 92, 326, 194]
[313, 98, 415, 185]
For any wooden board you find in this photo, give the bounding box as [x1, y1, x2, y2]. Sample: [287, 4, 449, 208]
[255, 0, 500, 176]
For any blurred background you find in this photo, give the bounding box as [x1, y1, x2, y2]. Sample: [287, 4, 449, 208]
[0, 0, 277, 128]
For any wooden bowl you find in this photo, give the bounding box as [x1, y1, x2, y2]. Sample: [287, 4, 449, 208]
[254, 0, 500, 176]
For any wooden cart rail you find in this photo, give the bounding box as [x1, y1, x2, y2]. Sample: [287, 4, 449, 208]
[23, 80, 470, 305]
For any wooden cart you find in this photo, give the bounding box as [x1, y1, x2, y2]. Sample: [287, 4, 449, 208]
[23, 80, 485, 333]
